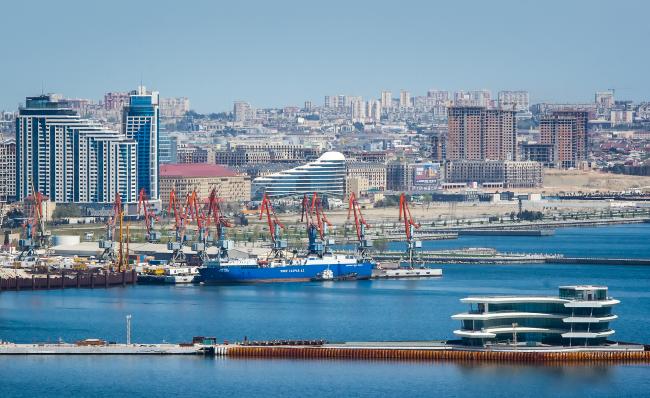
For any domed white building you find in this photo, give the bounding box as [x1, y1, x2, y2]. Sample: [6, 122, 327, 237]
[252, 151, 346, 198]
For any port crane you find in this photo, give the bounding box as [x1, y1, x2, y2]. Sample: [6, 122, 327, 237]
[99, 193, 128, 271]
[301, 193, 332, 257]
[259, 193, 287, 258]
[137, 188, 161, 242]
[186, 189, 210, 264]
[347, 192, 372, 259]
[398, 193, 421, 269]
[17, 188, 49, 261]
[167, 188, 187, 264]
[207, 188, 233, 261]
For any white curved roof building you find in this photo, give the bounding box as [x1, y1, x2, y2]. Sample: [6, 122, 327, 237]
[253, 151, 346, 198]
[452, 285, 619, 347]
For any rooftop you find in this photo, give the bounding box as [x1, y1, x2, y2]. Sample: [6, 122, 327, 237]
[160, 163, 239, 178]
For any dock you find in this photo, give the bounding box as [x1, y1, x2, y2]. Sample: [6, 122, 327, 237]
[0, 270, 137, 291]
[3, 339, 649, 363]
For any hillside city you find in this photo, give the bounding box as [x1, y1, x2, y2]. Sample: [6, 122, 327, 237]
[1, 87, 650, 217]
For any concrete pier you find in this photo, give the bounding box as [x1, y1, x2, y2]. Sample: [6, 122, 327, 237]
[3, 339, 649, 363]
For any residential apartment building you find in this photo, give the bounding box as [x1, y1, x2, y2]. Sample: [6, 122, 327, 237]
[497, 91, 529, 112]
[160, 97, 190, 118]
[445, 160, 543, 188]
[0, 139, 16, 201]
[539, 110, 589, 168]
[447, 106, 517, 161]
[346, 162, 387, 196]
[16, 95, 138, 203]
[177, 146, 215, 164]
[215, 144, 319, 166]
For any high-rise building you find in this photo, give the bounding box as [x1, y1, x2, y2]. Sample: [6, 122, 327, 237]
[454, 90, 492, 106]
[498, 91, 530, 112]
[103, 92, 130, 111]
[446, 106, 517, 161]
[399, 90, 411, 108]
[233, 101, 252, 122]
[16, 95, 137, 203]
[380, 91, 392, 110]
[427, 90, 450, 102]
[539, 110, 589, 168]
[595, 91, 615, 110]
[303, 101, 313, 111]
[159, 97, 190, 118]
[0, 139, 16, 201]
[350, 98, 366, 121]
[158, 128, 177, 164]
[324, 95, 338, 109]
[122, 86, 160, 199]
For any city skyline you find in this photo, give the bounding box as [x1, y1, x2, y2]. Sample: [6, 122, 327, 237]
[1, 0, 649, 112]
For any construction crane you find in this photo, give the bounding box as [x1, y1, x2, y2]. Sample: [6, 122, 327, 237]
[186, 189, 210, 264]
[347, 192, 372, 259]
[301, 193, 332, 257]
[207, 188, 233, 261]
[259, 193, 287, 258]
[167, 188, 187, 264]
[18, 188, 49, 261]
[137, 188, 160, 242]
[398, 193, 421, 269]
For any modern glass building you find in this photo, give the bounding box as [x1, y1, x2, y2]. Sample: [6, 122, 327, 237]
[122, 86, 159, 199]
[16, 95, 138, 203]
[252, 151, 346, 198]
[452, 286, 619, 347]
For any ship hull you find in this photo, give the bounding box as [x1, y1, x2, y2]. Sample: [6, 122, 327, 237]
[199, 261, 373, 284]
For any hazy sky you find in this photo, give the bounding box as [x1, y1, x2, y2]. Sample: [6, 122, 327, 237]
[1, 0, 648, 112]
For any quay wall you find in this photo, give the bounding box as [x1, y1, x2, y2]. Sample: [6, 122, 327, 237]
[225, 346, 650, 363]
[0, 270, 137, 291]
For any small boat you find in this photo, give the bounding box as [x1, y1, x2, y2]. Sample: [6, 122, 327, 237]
[311, 268, 334, 281]
[163, 266, 200, 284]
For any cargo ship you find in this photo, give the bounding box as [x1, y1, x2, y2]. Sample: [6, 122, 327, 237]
[199, 254, 373, 284]
[199, 192, 374, 284]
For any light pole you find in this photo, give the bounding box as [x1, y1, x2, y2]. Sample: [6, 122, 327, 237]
[126, 314, 132, 345]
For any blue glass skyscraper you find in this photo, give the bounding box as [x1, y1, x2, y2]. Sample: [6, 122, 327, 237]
[122, 86, 160, 199]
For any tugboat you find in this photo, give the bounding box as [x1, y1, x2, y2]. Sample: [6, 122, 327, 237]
[311, 268, 334, 281]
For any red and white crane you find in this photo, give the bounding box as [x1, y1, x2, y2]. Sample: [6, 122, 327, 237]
[398, 193, 421, 268]
[259, 193, 287, 258]
[347, 192, 372, 258]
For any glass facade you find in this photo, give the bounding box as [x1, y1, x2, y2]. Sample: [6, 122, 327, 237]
[122, 87, 159, 199]
[252, 151, 346, 198]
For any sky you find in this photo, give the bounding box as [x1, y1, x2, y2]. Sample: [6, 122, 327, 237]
[1, 0, 648, 113]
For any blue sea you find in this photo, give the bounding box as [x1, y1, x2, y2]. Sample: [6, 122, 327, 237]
[1, 224, 649, 397]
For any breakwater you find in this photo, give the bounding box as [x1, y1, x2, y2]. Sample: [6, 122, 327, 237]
[0, 270, 137, 291]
